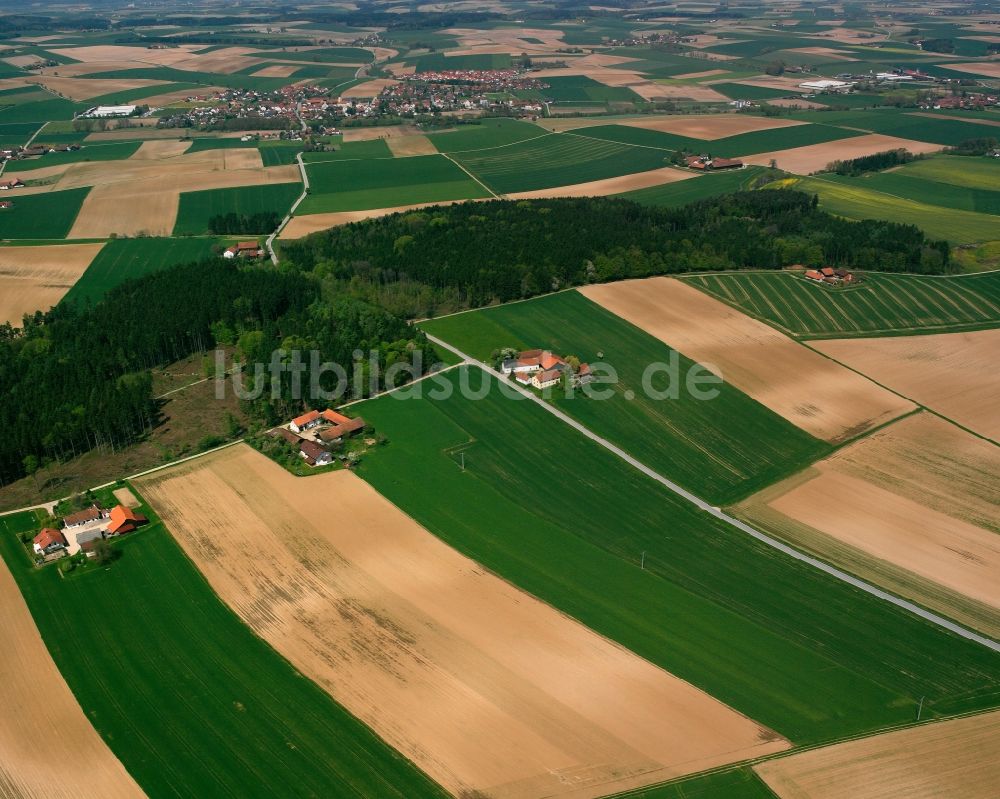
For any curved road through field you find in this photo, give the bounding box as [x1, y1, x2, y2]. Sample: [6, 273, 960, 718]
[424, 332, 1000, 654]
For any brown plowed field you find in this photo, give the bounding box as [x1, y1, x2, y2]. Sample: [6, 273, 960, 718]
[813, 328, 1000, 442]
[138, 444, 789, 799]
[756, 711, 1000, 799]
[737, 412, 1000, 638]
[579, 277, 914, 441]
[0, 243, 105, 325]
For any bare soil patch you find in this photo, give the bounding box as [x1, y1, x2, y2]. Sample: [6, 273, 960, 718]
[647, 81, 730, 101]
[756, 711, 1000, 799]
[579, 277, 914, 442]
[130, 139, 192, 159]
[281, 199, 483, 238]
[139, 444, 789, 799]
[342, 78, 399, 97]
[343, 124, 425, 142]
[113, 486, 141, 508]
[0, 556, 147, 798]
[622, 114, 804, 139]
[813, 328, 1000, 442]
[385, 132, 437, 156]
[743, 134, 943, 174]
[738, 412, 1000, 638]
[767, 97, 828, 109]
[0, 244, 105, 326]
[135, 86, 223, 106]
[785, 46, 858, 61]
[251, 64, 300, 78]
[37, 61, 157, 77]
[25, 76, 167, 101]
[506, 166, 694, 199]
[49, 44, 202, 67]
[672, 68, 731, 79]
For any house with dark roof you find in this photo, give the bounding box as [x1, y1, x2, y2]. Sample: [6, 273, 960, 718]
[299, 439, 333, 467]
[63, 504, 109, 528]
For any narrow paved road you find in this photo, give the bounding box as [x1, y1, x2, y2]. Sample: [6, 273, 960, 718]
[266, 149, 310, 264]
[424, 333, 1000, 654]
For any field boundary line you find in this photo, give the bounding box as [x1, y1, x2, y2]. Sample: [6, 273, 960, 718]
[422, 333, 1000, 654]
[436, 130, 554, 155]
[439, 152, 500, 199]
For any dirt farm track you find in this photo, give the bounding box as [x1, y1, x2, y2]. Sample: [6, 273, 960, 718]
[137, 444, 789, 799]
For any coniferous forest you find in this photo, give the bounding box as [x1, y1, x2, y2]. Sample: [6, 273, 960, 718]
[282, 191, 952, 317]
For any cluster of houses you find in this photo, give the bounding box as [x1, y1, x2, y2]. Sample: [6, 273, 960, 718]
[222, 241, 265, 259]
[1, 143, 80, 166]
[158, 85, 331, 131]
[684, 155, 744, 170]
[32, 503, 148, 559]
[804, 266, 857, 285]
[501, 349, 594, 389]
[271, 408, 367, 467]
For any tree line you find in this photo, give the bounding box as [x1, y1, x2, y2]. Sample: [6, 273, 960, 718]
[281, 190, 953, 319]
[209, 211, 282, 235]
[825, 148, 922, 176]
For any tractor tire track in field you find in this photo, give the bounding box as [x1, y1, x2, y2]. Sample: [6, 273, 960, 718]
[423, 332, 1000, 655]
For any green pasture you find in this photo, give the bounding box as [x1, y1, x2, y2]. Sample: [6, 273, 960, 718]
[541, 75, 642, 104]
[258, 142, 302, 166]
[683, 270, 1000, 337]
[414, 51, 511, 72]
[173, 182, 301, 235]
[792, 109, 1000, 146]
[611, 768, 776, 799]
[893, 154, 1000, 191]
[0, 506, 448, 799]
[299, 154, 490, 213]
[8, 140, 141, 171]
[826, 171, 1000, 215]
[0, 187, 90, 239]
[453, 133, 668, 194]
[429, 118, 546, 153]
[712, 82, 797, 100]
[421, 290, 829, 504]
[62, 237, 224, 305]
[789, 176, 1000, 244]
[356, 367, 1000, 745]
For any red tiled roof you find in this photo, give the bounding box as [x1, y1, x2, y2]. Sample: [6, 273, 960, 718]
[820, 267, 835, 276]
[805, 270, 823, 280]
[536, 368, 563, 383]
[292, 409, 321, 428]
[319, 417, 366, 441]
[540, 352, 565, 370]
[236, 241, 259, 251]
[34, 528, 67, 549]
[321, 409, 352, 425]
[107, 504, 147, 535]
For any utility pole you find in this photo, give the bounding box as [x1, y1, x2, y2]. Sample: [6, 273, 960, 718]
[460, 452, 465, 472]
[641, 551, 646, 570]
[917, 696, 925, 720]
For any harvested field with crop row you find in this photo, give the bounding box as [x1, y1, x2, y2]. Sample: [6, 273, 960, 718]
[813, 328, 1000, 442]
[683, 270, 1000, 337]
[0, 242, 104, 324]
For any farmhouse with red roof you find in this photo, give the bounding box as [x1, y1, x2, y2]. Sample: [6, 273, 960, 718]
[501, 349, 594, 388]
[106, 505, 148, 537]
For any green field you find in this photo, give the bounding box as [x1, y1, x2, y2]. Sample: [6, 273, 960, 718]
[173, 182, 301, 235]
[826, 171, 1000, 215]
[790, 109, 1000, 146]
[62, 237, 223, 305]
[788, 176, 1000, 244]
[429, 118, 547, 153]
[0, 122, 42, 147]
[453, 133, 669, 194]
[891, 154, 1000, 191]
[422, 291, 831, 504]
[711, 82, 797, 100]
[356, 367, 1000, 745]
[414, 51, 511, 71]
[9, 140, 142, 171]
[0, 504, 447, 799]
[258, 142, 303, 166]
[618, 166, 768, 206]
[302, 138, 393, 161]
[684, 270, 1000, 337]
[259, 46, 373, 62]
[613, 768, 776, 799]
[0, 187, 90, 239]
[540, 75, 642, 104]
[299, 154, 490, 213]
[573, 122, 862, 158]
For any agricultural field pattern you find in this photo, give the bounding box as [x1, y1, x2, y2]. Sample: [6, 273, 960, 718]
[1, 0, 999, 798]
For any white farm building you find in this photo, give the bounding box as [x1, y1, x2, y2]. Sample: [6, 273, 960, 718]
[82, 105, 137, 118]
[798, 80, 852, 91]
